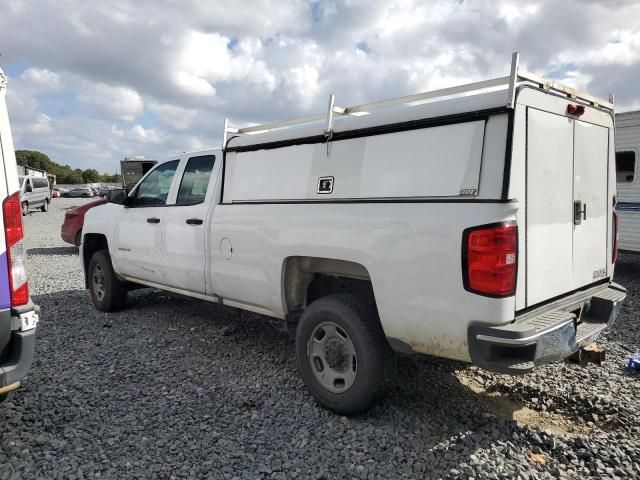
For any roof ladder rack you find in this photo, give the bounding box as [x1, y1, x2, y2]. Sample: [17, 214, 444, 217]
[222, 52, 614, 149]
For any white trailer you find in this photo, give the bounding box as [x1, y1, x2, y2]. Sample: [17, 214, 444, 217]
[615, 110, 640, 253]
[83, 53, 626, 414]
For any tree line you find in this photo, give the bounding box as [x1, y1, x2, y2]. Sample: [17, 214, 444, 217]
[15, 150, 121, 184]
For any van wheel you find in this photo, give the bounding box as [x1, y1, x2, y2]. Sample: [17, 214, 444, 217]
[88, 250, 128, 312]
[21, 202, 28, 216]
[295, 294, 392, 415]
[41, 200, 49, 212]
[75, 230, 82, 247]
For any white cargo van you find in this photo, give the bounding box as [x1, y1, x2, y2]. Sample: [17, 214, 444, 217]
[0, 68, 39, 402]
[19, 175, 51, 215]
[83, 54, 625, 414]
[614, 110, 640, 253]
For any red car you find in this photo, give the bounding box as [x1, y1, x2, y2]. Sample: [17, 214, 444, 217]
[61, 199, 106, 246]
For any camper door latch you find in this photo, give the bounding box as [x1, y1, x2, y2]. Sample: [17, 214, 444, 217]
[574, 200, 587, 225]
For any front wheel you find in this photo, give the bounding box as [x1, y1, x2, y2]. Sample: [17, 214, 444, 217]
[41, 200, 49, 212]
[295, 294, 392, 415]
[88, 250, 128, 312]
[21, 202, 28, 216]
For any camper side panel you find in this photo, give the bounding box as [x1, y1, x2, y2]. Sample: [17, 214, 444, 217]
[615, 110, 640, 252]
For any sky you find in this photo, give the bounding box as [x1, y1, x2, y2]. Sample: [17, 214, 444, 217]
[1, 0, 639, 173]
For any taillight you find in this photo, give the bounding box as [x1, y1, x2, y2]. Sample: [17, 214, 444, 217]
[613, 211, 619, 263]
[3, 192, 28, 306]
[462, 222, 517, 297]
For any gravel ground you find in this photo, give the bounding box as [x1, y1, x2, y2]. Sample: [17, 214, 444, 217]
[0, 197, 639, 479]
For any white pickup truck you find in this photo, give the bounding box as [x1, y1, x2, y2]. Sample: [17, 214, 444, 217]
[82, 54, 626, 414]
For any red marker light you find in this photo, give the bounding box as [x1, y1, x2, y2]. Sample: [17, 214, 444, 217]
[567, 104, 585, 116]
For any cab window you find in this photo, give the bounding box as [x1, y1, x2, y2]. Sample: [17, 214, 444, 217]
[176, 155, 216, 206]
[130, 160, 179, 206]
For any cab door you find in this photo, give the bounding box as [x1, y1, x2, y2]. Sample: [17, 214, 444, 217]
[161, 153, 218, 294]
[113, 160, 180, 284]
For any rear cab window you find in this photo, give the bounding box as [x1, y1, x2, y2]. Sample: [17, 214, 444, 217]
[176, 155, 216, 206]
[616, 151, 636, 183]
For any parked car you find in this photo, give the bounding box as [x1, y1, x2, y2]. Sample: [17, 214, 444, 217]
[0, 67, 39, 402]
[98, 187, 114, 197]
[63, 188, 94, 198]
[18, 175, 51, 215]
[82, 54, 626, 414]
[61, 198, 106, 246]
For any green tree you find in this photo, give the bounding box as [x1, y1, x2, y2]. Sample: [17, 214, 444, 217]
[15, 150, 52, 171]
[82, 169, 100, 183]
[14, 149, 119, 184]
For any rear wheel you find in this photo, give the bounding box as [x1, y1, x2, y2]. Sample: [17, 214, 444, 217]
[295, 294, 392, 415]
[21, 202, 28, 216]
[41, 199, 49, 212]
[88, 250, 128, 312]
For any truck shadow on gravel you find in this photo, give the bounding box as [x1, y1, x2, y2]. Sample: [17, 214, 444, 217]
[27, 246, 78, 256]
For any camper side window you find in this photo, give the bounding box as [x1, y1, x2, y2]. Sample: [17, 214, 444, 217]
[616, 151, 636, 183]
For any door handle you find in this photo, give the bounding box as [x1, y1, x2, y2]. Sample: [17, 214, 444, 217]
[147, 217, 161, 224]
[574, 201, 587, 225]
[186, 218, 203, 225]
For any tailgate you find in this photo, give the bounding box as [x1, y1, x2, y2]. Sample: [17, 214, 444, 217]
[525, 107, 610, 307]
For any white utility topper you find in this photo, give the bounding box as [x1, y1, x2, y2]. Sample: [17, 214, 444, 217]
[82, 53, 626, 414]
[614, 110, 640, 253]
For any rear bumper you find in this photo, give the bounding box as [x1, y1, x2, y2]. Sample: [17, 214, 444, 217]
[468, 282, 626, 374]
[0, 300, 38, 389]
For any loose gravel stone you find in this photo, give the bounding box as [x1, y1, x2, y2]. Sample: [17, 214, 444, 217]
[0, 197, 639, 479]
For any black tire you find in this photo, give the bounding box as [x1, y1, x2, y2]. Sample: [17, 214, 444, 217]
[21, 202, 28, 216]
[295, 294, 392, 415]
[74, 230, 82, 247]
[41, 200, 49, 212]
[88, 250, 128, 312]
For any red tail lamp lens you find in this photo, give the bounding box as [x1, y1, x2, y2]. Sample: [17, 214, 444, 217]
[463, 222, 518, 297]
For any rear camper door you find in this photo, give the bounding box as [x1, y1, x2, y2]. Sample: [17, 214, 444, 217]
[526, 108, 609, 306]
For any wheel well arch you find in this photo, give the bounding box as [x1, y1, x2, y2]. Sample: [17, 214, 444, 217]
[282, 256, 376, 315]
[82, 233, 109, 288]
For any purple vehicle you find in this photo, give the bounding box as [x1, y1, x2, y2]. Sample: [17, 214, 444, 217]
[0, 68, 38, 402]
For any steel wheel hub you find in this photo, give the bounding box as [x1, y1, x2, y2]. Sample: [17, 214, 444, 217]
[308, 321, 357, 393]
[93, 264, 105, 302]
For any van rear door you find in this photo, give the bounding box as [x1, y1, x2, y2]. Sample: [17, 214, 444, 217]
[526, 107, 610, 307]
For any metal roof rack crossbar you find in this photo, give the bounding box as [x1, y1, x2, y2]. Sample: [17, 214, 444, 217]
[222, 52, 613, 147]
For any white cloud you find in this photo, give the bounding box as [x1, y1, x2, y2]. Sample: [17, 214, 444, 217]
[78, 83, 143, 122]
[1, 0, 640, 171]
[148, 102, 198, 130]
[21, 68, 61, 90]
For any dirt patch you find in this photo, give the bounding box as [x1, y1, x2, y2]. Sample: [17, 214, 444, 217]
[457, 374, 595, 437]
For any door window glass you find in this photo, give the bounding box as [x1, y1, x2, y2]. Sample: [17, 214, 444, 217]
[131, 160, 179, 206]
[33, 177, 49, 188]
[176, 155, 216, 205]
[616, 151, 636, 183]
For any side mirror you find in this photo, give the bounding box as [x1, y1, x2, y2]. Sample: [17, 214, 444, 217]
[107, 188, 128, 205]
[26, 184, 33, 193]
